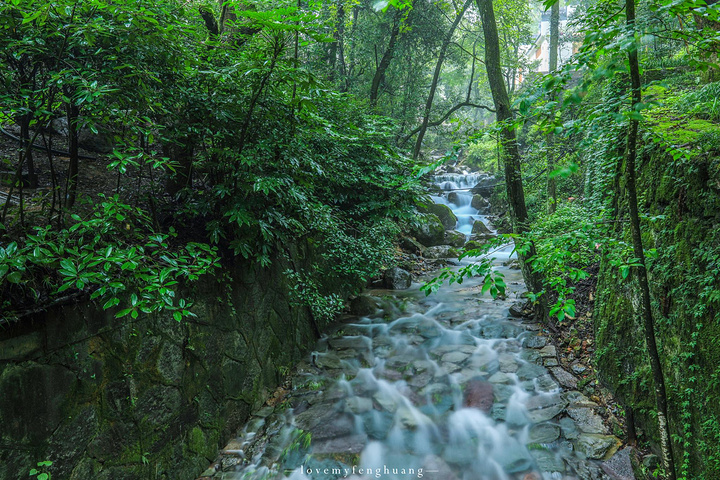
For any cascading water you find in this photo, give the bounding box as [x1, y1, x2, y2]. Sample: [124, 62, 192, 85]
[429, 173, 494, 237]
[205, 173, 621, 480]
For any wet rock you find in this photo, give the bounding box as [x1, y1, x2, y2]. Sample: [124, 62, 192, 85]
[315, 353, 343, 369]
[363, 410, 394, 440]
[444, 230, 467, 248]
[509, 302, 526, 318]
[313, 434, 368, 455]
[464, 239, 488, 251]
[601, 447, 636, 480]
[539, 345, 557, 358]
[349, 296, 378, 316]
[427, 203, 458, 230]
[497, 440, 534, 473]
[383, 267, 412, 290]
[498, 353, 519, 373]
[524, 336, 548, 348]
[425, 245, 459, 259]
[488, 372, 512, 385]
[411, 213, 446, 247]
[463, 377, 494, 413]
[575, 433, 621, 460]
[467, 351, 499, 372]
[447, 192, 462, 205]
[516, 363, 547, 381]
[472, 220, 493, 236]
[567, 407, 608, 434]
[529, 449, 566, 473]
[525, 394, 567, 423]
[373, 390, 398, 413]
[527, 423, 561, 444]
[471, 195, 489, 211]
[550, 367, 578, 389]
[560, 416, 580, 440]
[571, 363, 587, 375]
[442, 351, 471, 364]
[535, 374, 559, 392]
[396, 406, 433, 429]
[544, 358, 559, 367]
[345, 396, 373, 414]
[400, 236, 425, 254]
[408, 371, 433, 389]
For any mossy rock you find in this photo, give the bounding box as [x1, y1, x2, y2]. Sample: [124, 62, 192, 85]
[410, 213, 445, 247]
[426, 203, 458, 230]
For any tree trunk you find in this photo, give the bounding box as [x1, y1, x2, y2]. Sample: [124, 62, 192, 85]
[546, 0, 559, 213]
[412, 0, 474, 160]
[477, 0, 545, 306]
[19, 114, 37, 189]
[64, 102, 80, 209]
[624, 0, 676, 477]
[370, 7, 404, 107]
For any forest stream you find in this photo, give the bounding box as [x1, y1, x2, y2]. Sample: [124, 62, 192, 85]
[201, 175, 630, 480]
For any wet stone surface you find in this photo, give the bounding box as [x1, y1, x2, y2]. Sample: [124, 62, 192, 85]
[204, 262, 625, 480]
[203, 175, 627, 480]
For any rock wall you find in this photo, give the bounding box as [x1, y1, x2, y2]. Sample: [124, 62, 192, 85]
[0, 250, 320, 480]
[593, 128, 720, 477]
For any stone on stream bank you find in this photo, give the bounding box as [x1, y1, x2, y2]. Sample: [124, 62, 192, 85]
[424, 245, 459, 259]
[383, 267, 412, 289]
[471, 194, 490, 212]
[425, 203, 458, 230]
[443, 230, 466, 247]
[409, 213, 445, 246]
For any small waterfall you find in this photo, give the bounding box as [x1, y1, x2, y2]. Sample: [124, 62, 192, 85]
[430, 172, 494, 237]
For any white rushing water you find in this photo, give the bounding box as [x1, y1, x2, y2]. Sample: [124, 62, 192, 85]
[212, 173, 615, 480]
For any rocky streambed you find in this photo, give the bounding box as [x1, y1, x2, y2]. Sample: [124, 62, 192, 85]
[198, 251, 634, 480]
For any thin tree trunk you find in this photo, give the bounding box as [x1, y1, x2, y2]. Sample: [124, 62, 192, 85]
[477, 0, 545, 308]
[64, 102, 80, 209]
[546, 0, 559, 213]
[370, 7, 404, 107]
[412, 0, 474, 160]
[335, 1, 349, 92]
[20, 115, 37, 189]
[624, 0, 676, 476]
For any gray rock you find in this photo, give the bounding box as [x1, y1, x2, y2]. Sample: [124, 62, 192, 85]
[560, 416, 580, 440]
[535, 374, 560, 392]
[383, 267, 412, 290]
[345, 396, 373, 414]
[400, 236, 425, 254]
[525, 394, 568, 423]
[528, 423, 561, 444]
[525, 336, 548, 348]
[312, 434, 368, 455]
[530, 448, 566, 473]
[488, 372, 512, 384]
[442, 351, 471, 364]
[373, 390, 398, 413]
[427, 203, 458, 230]
[498, 353, 519, 373]
[516, 362, 547, 381]
[497, 439, 534, 473]
[411, 213, 446, 247]
[539, 345, 557, 358]
[575, 433, 620, 460]
[601, 447, 636, 480]
[571, 363, 588, 375]
[471, 195, 489, 211]
[349, 295, 378, 316]
[567, 407, 608, 434]
[444, 230, 467, 247]
[315, 353, 343, 369]
[471, 220, 493, 236]
[424, 245, 459, 259]
[544, 358, 559, 367]
[550, 367, 578, 389]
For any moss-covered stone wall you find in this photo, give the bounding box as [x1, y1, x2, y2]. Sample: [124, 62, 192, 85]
[594, 127, 720, 478]
[0, 250, 320, 480]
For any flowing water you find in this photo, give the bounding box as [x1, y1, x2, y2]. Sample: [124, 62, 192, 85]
[206, 174, 621, 480]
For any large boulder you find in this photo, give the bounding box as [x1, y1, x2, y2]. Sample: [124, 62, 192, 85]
[471, 176, 497, 198]
[383, 267, 412, 290]
[463, 377, 494, 413]
[443, 230, 466, 247]
[424, 245, 459, 259]
[410, 213, 445, 247]
[471, 220, 493, 236]
[400, 236, 425, 255]
[447, 192, 462, 205]
[471, 195, 489, 212]
[427, 203, 458, 230]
